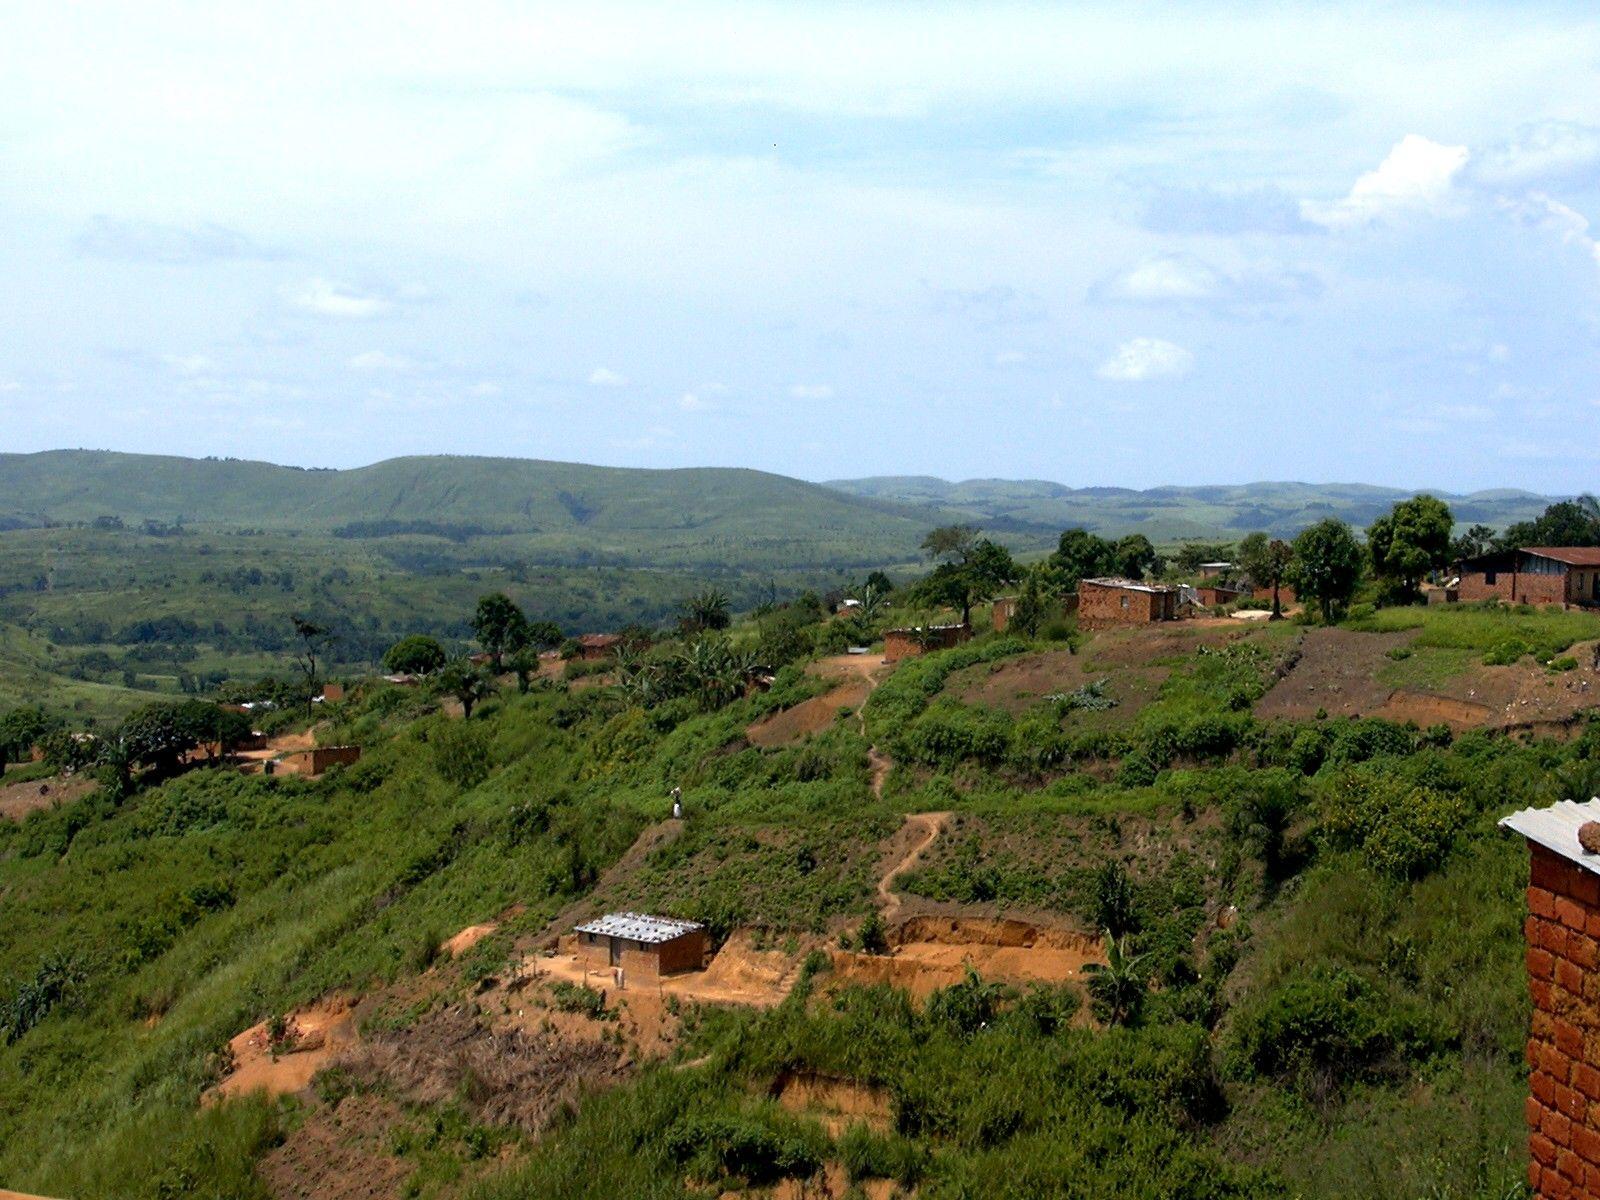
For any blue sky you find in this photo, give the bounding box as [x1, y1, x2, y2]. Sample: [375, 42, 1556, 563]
[2, 2, 1599, 491]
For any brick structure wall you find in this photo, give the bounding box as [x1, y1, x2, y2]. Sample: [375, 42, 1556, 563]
[1078, 582, 1176, 629]
[1197, 586, 1247, 607]
[573, 930, 706, 981]
[308, 745, 361, 775]
[1523, 842, 1600, 1198]
[1460, 570, 1570, 607]
[883, 624, 972, 662]
[992, 598, 1017, 632]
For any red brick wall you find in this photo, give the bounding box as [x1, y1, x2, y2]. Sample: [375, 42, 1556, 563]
[884, 625, 972, 662]
[1523, 842, 1600, 1198]
[992, 598, 1017, 632]
[1460, 570, 1570, 606]
[308, 745, 361, 774]
[1079, 583, 1170, 629]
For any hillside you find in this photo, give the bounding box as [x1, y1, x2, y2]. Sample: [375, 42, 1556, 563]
[826, 475, 1558, 540]
[0, 451, 954, 555]
[3, 597, 1583, 1198]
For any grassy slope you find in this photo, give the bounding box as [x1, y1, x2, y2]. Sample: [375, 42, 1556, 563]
[3, 605, 1590, 1198]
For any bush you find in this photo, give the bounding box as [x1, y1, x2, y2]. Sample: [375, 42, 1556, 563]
[1483, 637, 1531, 666]
[664, 1113, 823, 1186]
[430, 721, 491, 789]
[1116, 751, 1158, 788]
[1320, 767, 1471, 879]
[1226, 964, 1442, 1094]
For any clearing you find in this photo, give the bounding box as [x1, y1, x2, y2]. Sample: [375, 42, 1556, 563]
[830, 915, 1104, 999]
[0, 772, 95, 823]
[746, 652, 891, 748]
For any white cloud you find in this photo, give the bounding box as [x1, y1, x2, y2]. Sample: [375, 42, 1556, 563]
[1474, 122, 1600, 187]
[993, 351, 1028, 367]
[588, 367, 627, 387]
[679, 392, 711, 411]
[285, 278, 392, 319]
[470, 381, 502, 396]
[789, 383, 833, 399]
[347, 350, 413, 371]
[1094, 254, 1320, 309]
[1303, 134, 1470, 228]
[0, 380, 21, 393]
[1097, 338, 1194, 383]
[1500, 191, 1600, 268]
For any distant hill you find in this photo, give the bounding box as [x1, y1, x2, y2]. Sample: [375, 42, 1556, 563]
[824, 475, 1560, 541]
[0, 450, 958, 570]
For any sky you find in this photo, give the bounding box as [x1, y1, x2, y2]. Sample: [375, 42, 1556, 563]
[2, 2, 1599, 492]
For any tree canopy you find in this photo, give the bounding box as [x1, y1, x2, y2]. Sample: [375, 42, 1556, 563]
[383, 634, 447, 676]
[1366, 495, 1453, 600]
[1051, 528, 1119, 588]
[1289, 518, 1364, 621]
[1501, 495, 1600, 550]
[472, 593, 529, 665]
[1237, 532, 1295, 618]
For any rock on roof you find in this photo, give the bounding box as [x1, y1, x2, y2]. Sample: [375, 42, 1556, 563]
[1501, 799, 1600, 876]
[573, 912, 704, 944]
[1082, 577, 1179, 594]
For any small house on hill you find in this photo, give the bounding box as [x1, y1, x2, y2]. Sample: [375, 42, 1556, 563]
[1078, 578, 1182, 628]
[573, 912, 706, 980]
[577, 633, 622, 661]
[883, 623, 971, 662]
[1457, 547, 1600, 608]
[1198, 561, 1234, 579]
[1196, 584, 1251, 607]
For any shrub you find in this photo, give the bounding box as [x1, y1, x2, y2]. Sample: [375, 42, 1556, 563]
[925, 967, 1013, 1038]
[664, 1113, 823, 1186]
[549, 981, 612, 1020]
[1116, 751, 1158, 788]
[1483, 637, 1531, 666]
[1320, 767, 1471, 879]
[430, 721, 491, 789]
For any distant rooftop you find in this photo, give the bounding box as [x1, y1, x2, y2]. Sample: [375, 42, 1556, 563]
[574, 912, 703, 944]
[1501, 799, 1600, 876]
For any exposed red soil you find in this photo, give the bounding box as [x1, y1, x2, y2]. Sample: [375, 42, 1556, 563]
[442, 922, 499, 958]
[745, 653, 892, 748]
[829, 915, 1104, 1000]
[1254, 627, 1417, 721]
[773, 1070, 892, 1134]
[257, 1093, 415, 1200]
[209, 994, 359, 1102]
[877, 811, 948, 921]
[0, 773, 96, 822]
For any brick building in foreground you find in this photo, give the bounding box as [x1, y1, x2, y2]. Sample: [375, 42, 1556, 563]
[1502, 799, 1600, 1198]
[1459, 548, 1600, 608]
[1077, 578, 1182, 629]
[883, 623, 971, 662]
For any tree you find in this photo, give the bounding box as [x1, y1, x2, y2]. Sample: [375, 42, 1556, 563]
[1114, 534, 1158, 580]
[910, 539, 1018, 627]
[1237, 532, 1296, 619]
[524, 620, 565, 651]
[862, 570, 896, 596]
[679, 587, 732, 634]
[1450, 523, 1498, 563]
[1052, 528, 1119, 588]
[1289, 519, 1364, 622]
[383, 634, 447, 676]
[1502, 496, 1600, 549]
[437, 658, 494, 719]
[472, 593, 528, 666]
[1084, 930, 1149, 1027]
[1366, 494, 1454, 601]
[507, 646, 542, 694]
[921, 524, 980, 564]
[290, 616, 333, 707]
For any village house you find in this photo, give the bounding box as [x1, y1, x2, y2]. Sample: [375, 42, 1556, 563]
[577, 633, 622, 661]
[1077, 578, 1183, 629]
[1500, 800, 1600, 1199]
[1197, 561, 1234, 579]
[1196, 584, 1251, 607]
[883, 623, 972, 662]
[1457, 547, 1600, 608]
[572, 912, 706, 982]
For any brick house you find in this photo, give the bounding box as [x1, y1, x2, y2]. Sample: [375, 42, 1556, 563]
[883, 623, 971, 662]
[1501, 800, 1600, 1199]
[1077, 578, 1182, 629]
[1196, 584, 1251, 607]
[577, 633, 622, 661]
[1458, 548, 1600, 608]
[572, 912, 706, 982]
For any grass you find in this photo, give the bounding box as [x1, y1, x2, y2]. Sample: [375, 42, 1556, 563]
[1373, 645, 1479, 691]
[1345, 602, 1600, 660]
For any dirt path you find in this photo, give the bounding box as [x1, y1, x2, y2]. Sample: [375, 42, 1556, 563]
[877, 812, 948, 920]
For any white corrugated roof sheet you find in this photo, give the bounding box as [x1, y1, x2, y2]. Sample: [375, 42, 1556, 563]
[1501, 798, 1600, 875]
[573, 912, 703, 944]
[1083, 577, 1178, 594]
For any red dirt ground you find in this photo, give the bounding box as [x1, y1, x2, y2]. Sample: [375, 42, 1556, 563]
[257, 1093, 415, 1200]
[208, 994, 359, 1102]
[0, 773, 96, 822]
[1254, 627, 1417, 721]
[830, 915, 1104, 1000]
[745, 653, 892, 747]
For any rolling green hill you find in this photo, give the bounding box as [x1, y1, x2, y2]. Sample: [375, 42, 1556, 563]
[825, 475, 1559, 541]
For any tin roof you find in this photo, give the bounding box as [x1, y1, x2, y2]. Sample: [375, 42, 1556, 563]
[1501, 798, 1600, 876]
[573, 912, 704, 943]
[1082, 577, 1179, 594]
[578, 633, 621, 648]
[1524, 547, 1600, 567]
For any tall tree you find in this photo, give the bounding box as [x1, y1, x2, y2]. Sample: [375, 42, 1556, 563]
[1501, 496, 1600, 550]
[1450, 523, 1498, 562]
[290, 616, 333, 708]
[921, 524, 981, 564]
[1237, 532, 1296, 619]
[912, 539, 1018, 626]
[1366, 494, 1454, 601]
[1052, 528, 1119, 588]
[472, 593, 528, 666]
[383, 634, 447, 675]
[1114, 534, 1158, 580]
[437, 658, 494, 719]
[1289, 518, 1364, 622]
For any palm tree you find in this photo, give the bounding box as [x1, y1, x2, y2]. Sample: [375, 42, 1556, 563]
[1084, 929, 1149, 1026]
[680, 588, 732, 634]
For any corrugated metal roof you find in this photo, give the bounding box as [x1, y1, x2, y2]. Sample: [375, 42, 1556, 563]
[573, 912, 703, 944]
[1500, 798, 1600, 875]
[1525, 547, 1600, 567]
[1082, 577, 1179, 594]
